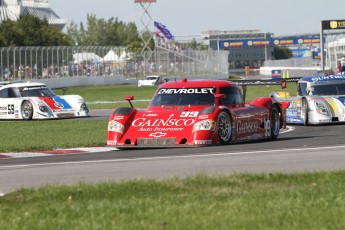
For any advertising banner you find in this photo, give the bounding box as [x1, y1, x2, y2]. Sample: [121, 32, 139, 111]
[322, 20, 345, 30]
[220, 36, 320, 48]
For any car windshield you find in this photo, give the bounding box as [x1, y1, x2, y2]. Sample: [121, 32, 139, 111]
[149, 87, 215, 106]
[310, 83, 345, 96]
[21, 86, 56, 97]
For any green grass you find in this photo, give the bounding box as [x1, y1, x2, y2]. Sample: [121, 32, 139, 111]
[1, 172, 345, 229]
[0, 120, 106, 152]
[55, 84, 157, 102]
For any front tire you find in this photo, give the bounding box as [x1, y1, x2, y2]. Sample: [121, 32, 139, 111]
[21, 100, 33, 120]
[302, 98, 309, 126]
[218, 111, 232, 144]
[270, 106, 280, 139]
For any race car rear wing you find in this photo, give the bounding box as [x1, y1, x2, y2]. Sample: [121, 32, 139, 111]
[231, 77, 301, 102]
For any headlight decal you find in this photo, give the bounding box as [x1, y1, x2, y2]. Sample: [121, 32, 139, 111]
[314, 100, 330, 116]
[108, 121, 125, 134]
[193, 119, 215, 133]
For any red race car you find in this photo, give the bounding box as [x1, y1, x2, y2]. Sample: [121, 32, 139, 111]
[107, 79, 289, 148]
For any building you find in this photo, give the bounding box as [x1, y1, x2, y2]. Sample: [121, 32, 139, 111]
[202, 30, 275, 69]
[202, 30, 321, 69]
[326, 37, 345, 72]
[0, 0, 67, 30]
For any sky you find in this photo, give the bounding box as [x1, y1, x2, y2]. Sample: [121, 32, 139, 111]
[50, 0, 345, 39]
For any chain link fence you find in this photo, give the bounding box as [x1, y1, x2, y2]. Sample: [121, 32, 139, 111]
[0, 46, 228, 81]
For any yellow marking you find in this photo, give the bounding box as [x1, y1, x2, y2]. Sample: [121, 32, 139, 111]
[323, 97, 339, 115]
[278, 91, 291, 98]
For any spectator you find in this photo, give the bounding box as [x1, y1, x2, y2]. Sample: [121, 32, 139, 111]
[341, 57, 345, 74]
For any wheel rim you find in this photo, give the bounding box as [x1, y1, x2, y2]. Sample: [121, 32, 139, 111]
[218, 113, 231, 142]
[22, 102, 32, 119]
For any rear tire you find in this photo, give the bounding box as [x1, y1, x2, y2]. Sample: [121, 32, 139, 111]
[21, 100, 33, 120]
[270, 106, 280, 139]
[218, 111, 232, 144]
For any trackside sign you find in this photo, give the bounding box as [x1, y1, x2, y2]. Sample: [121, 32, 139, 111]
[322, 20, 345, 30]
[135, 0, 156, 2]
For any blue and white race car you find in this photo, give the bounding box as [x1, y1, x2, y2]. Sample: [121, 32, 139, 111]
[271, 74, 345, 125]
[0, 82, 89, 120]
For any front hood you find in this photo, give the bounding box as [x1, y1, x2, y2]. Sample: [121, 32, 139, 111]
[108, 108, 217, 147]
[38, 96, 73, 111]
[321, 96, 345, 106]
[125, 110, 197, 138]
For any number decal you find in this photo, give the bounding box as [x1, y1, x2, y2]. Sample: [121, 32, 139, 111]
[8, 104, 14, 115]
[180, 111, 198, 118]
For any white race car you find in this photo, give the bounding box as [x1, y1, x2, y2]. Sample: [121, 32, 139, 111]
[0, 82, 89, 120]
[271, 74, 345, 125]
[137, 75, 165, 87]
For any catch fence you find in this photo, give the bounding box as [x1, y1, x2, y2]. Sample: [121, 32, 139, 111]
[0, 46, 228, 81]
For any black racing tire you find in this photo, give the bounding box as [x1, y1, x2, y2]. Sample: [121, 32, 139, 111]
[21, 100, 33, 120]
[218, 111, 232, 144]
[302, 98, 309, 126]
[270, 106, 280, 139]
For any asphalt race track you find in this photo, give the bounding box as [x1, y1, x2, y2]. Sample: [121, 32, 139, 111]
[1, 110, 345, 194]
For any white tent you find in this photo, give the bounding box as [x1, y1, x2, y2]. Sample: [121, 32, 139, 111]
[73, 52, 103, 64]
[103, 50, 120, 62]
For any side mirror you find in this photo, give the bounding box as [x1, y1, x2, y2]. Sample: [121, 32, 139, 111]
[214, 93, 226, 105]
[125, 95, 134, 108]
[306, 87, 313, 95]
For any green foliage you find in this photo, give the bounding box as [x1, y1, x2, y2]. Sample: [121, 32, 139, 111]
[0, 14, 73, 46]
[274, 45, 293, 60]
[66, 14, 141, 49]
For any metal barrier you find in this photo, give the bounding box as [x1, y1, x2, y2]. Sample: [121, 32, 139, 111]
[0, 46, 229, 81]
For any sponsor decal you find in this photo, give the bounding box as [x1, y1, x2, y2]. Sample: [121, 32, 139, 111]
[264, 120, 271, 137]
[107, 141, 118, 145]
[311, 75, 345, 82]
[194, 140, 212, 145]
[143, 113, 158, 117]
[113, 116, 124, 120]
[198, 115, 209, 119]
[157, 88, 214, 95]
[237, 120, 259, 134]
[132, 114, 195, 127]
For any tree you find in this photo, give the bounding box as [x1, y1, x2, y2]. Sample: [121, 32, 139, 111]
[66, 14, 141, 50]
[274, 46, 292, 60]
[0, 14, 73, 46]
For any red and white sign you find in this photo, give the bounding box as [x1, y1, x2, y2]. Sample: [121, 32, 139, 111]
[135, 0, 156, 3]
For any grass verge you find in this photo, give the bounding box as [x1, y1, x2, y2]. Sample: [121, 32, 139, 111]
[1, 172, 345, 229]
[0, 120, 106, 152]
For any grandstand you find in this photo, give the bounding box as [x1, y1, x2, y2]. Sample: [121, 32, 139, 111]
[0, 0, 67, 30]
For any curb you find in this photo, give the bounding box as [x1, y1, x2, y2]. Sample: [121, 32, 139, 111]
[0, 147, 119, 159]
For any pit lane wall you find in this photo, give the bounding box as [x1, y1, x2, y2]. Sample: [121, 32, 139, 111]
[33, 74, 229, 89]
[260, 67, 320, 78]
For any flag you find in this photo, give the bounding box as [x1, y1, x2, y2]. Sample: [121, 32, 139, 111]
[154, 21, 174, 40]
